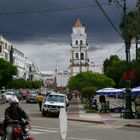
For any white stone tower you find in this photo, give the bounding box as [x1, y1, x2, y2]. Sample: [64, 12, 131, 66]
[70, 19, 89, 76]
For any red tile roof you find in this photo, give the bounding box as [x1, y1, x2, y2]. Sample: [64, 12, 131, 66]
[74, 19, 83, 27]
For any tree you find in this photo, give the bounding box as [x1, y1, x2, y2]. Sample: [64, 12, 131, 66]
[81, 86, 96, 108]
[119, 0, 140, 51]
[135, 0, 140, 35]
[0, 58, 17, 88]
[103, 55, 120, 74]
[119, 10, 137, 49]
[67, 71, 115, 92]
[8, 78, 43, 89]
[104, 59, 127, 88]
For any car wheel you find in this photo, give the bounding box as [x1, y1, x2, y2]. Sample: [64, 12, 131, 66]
[56, 112, 60, 117]
[42, 110, 46, 117]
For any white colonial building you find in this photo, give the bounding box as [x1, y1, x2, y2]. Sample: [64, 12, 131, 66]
[70, 19, 89, 76]
[0, 35, 12, 61]
[0, 35, 43, 81]
[13, 48, 27, 79]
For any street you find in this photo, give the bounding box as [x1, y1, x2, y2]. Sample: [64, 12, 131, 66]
[0, 101, 140, 140]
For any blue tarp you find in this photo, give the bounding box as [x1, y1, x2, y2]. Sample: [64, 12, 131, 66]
[96, 87, 140, 96]
[96, 88, 124, 95]
[131, 86, 140, 96]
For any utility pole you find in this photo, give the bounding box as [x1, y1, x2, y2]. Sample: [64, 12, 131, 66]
[79, 44, 82, 73]
[136, 35, 140, 60]
[123, 0, 134, 119]
[108, 0, 134, 119]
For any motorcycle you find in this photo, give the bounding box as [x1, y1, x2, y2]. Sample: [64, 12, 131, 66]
[0, 119, 35, 140]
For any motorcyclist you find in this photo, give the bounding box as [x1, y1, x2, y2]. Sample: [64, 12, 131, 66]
[3, 96, 29, 140]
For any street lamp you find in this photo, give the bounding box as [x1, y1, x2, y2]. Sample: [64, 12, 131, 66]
[109, 0, 134, 119]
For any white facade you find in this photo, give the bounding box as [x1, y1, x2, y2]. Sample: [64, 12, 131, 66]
[70, 19, 89, 76]
[13, 48, 27, 79]
[0, 35, 12, 61]
[56, 70, 70, 87]
[28, 62, 43, 81]
[41, 71, 55, 87]
[0, 35, 43, 81]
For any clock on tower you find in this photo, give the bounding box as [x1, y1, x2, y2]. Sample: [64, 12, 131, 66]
[77, 29, 81, 34]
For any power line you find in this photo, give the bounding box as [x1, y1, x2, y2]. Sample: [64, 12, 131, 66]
[0, 3, 108, 15]
[0, 30, 124, 43]
[94, 0, 123, 40]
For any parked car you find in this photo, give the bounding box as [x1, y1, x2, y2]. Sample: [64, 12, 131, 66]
[26, 90, 38, 103]
[3, 91, 16, 102]
[42, 92, 67, 117]
[6, 89, 22, 100]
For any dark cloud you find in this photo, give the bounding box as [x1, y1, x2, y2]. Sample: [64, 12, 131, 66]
[0, 0, 137, 70]
[0, 0, 137, 43]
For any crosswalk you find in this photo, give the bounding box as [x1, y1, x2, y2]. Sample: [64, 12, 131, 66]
[29, 122, 123, 136]
[30, 125, 59, 135]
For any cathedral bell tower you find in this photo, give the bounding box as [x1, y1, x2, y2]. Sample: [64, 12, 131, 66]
[70, 19, 89, 76]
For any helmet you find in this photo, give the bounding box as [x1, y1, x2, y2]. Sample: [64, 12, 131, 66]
[9, 96, 19, 104]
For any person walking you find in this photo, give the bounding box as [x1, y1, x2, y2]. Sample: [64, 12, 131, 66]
[36, 92, 44, 111]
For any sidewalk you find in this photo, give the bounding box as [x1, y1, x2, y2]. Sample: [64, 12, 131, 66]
[67, 96, 140, 128]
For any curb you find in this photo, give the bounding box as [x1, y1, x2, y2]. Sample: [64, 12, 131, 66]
[68, 118, 140, 128]
[125, 124, 140, 128]
[68, 117, 105, 124]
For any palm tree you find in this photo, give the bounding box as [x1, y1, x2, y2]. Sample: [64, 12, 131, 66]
[119, 0, 140, 60]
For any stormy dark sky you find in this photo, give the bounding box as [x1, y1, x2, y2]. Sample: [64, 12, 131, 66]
[0, 0, 138, 71]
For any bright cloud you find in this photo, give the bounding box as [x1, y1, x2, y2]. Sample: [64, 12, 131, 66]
[14, 40, 136, 72]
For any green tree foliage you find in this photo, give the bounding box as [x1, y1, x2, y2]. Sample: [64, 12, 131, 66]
[119, 0, 140, 46]
[135, 0, 140, 35]
[0, 58, 17, 88]
[119, 10, 137, 52]
[8, 78, 42, 89]
[8, 78, 27, 89]
[103, 55, 120, 73]
[103, 55, 128, 88]
[81, 86, 96, 107]
[67, 71, 115, 92]
[81, 86, 96, 99]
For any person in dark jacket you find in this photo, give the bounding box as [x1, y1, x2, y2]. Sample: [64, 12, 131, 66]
[3, 96, 29, 140]
[99, 95, 106, 103]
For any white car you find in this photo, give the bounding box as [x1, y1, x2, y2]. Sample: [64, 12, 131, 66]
[42, 92, 67, 117]
[3, 91, 16, 102]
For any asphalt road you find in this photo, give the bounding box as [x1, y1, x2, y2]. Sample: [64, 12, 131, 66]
[0, 101, 140, 140]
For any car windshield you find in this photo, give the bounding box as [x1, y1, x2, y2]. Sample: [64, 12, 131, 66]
[29, 90, 36, 94]
[47, 95, 64, 102]
[5, 92, 14, 95]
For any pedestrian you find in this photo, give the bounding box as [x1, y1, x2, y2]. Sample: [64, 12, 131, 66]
[99, 95, 106, 112]
[92, 99, 98, 111]
[36, 92, 44, 111]
[75, 92, 77, 98]
[99, 95, 106, 104]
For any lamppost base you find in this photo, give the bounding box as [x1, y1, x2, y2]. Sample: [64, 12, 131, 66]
[123, 112, 135, 119]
